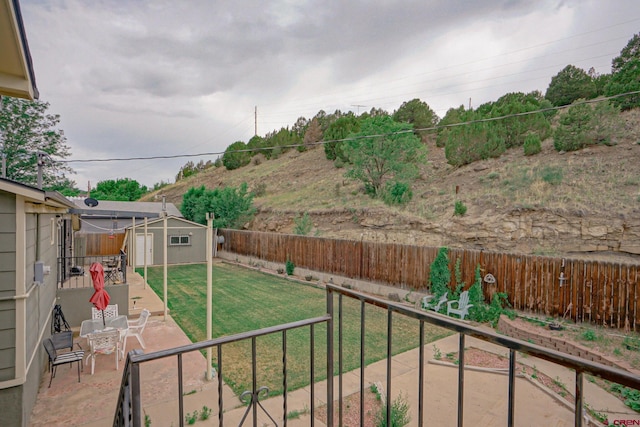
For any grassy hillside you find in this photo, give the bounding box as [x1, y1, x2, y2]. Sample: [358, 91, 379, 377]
[142, 110, 640, 258]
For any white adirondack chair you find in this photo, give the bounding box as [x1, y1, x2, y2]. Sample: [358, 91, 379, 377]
[423, 292, 448, 312]
[447, 291, 473, 320]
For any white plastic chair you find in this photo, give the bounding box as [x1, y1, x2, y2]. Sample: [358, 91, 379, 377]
[122, 309, 150, 358]
[447, 290, 474, 320]
[92, 304, 119, 320]
[87, 329, 120, 375]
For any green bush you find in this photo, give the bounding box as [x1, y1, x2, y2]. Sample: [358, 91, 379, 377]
[429, 247, 450, 299]
[540, 166, 563, 185]
[523, 134, 541, 156]
[293, 213, 313, 235]
[454, 200, 467, 216]
[285, 259, 295, 276]
[376, 393, 411, 427]
[553, 102, 593, 152]
[382, 181, 413, 206]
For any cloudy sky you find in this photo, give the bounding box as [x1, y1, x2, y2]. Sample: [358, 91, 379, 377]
[20, 0, 640, 189]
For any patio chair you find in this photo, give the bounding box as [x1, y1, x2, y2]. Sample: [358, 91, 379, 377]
[43, 338, 84, 387]
[87, 330, 120, 375]
[122, 309, 150, 358]
[50, 304, 76, 351]
[92, 304, 119, 321]
[423, 292, 448, 312]
[447, 290, 474, 320]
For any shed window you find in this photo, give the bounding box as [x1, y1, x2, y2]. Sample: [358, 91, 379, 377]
[169, 235, 191, 246]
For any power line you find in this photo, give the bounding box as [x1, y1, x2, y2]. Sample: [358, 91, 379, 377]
[61, 90, 640, 165]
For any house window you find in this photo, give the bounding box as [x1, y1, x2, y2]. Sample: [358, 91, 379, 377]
[169, 235, 191, 246]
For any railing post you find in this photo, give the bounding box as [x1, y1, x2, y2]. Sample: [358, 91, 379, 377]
[575, 371, 584, 427]
[326, 288, 334, 427]
[131, 362, 141, 427]
[457, 334, 465, 427]
[508, 349, 516, 427]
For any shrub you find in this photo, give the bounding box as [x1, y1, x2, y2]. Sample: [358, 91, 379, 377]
[523, 134, 541, 156]
[454, 200, 467, 216]
[382, 181, 413, 206]
[452, 258, 465, 299]
[376, 392, 411, 427]
[540, 166, 563, 185]
[285, 259, 295, 276]
[581, 329, 597, 341]
[553, 101, 593, 152]
[293, 213, 313, 235]
[429, 247, 450, 299]
[445, 119, 505, 166]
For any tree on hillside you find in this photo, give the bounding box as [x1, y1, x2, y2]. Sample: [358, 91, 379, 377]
[605, 58, 640, 110]
[490, 91, 551, 148]
[359, 107, 389, 119]
[246, 135, 266, 159]
[292, 116, 309, 140]
[222, 140, 251, 170]
[303, 117, 322, 149]
[91, 178, 148, 201]
[612, 33, 640, 73]
[444, 109, 505, 166]
[436, 105, 465, 147]
[393, 98, 438, 142]
[343, 116, 424, 198]
[545, 65, 596, 107]
[262, 127, 301, 159]
[553, 100, 622, 151]
[181, 183, 255, 228]
[0, 97, 74, 189]
[323, 113, 360, 162]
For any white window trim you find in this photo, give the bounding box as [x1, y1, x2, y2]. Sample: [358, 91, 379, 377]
[169, 234, 191, 246]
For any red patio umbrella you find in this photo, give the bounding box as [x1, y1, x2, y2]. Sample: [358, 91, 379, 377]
[89, 262, 110, 327]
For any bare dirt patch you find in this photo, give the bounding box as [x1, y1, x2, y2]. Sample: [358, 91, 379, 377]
[315, 388, 382, 427]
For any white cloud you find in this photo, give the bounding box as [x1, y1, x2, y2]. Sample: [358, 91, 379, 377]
[18, 0, 640, 187]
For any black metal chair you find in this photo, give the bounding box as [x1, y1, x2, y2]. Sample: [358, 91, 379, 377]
[51, 304, 79, 351]
[43, 338, 84, 387]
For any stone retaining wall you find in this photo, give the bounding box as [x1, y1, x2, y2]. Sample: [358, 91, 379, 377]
[498, 315, 638, 374]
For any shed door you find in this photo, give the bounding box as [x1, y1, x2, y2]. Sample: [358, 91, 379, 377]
[135, 233, 153, 266]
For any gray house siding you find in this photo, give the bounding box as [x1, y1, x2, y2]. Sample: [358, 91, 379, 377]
[0, 191, 17, 382]
[0, 185, 68, 427]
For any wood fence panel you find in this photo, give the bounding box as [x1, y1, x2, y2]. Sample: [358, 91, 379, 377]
[219, 229, 639, 327]
[84, 233, 125, 256]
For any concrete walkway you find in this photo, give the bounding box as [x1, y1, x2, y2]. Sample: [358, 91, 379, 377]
[29, 267, 639, 426]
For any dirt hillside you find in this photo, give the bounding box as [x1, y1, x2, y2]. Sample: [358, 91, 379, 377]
[143, 110, 640, 263]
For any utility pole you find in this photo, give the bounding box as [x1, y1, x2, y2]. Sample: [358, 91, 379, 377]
[351, 104, 366, 115]
[254, 106, 257, 136]
[469, 97, 472, 110]
[36, 151, 46, 189]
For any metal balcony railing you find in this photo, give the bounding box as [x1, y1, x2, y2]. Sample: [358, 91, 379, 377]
[57, 252, 127, 288]
[113, 284, 640, 427]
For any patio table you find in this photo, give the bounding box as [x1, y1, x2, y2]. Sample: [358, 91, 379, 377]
[80, 315, 129, 363]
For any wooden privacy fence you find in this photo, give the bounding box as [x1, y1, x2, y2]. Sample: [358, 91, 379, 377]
[76, 233, 126, 256]
[220, 229, 640, 329]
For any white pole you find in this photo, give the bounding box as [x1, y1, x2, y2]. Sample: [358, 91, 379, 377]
[163, 213, 168, 321]
[206, 213, 213, 380]
[131, 217, 136, 271]
[144, 217, 148, 290]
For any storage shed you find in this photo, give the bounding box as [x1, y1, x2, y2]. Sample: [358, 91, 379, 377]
[126, 216, 209, 266]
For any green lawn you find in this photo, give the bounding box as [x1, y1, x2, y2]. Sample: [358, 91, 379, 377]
[140, 263, 450, 396]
